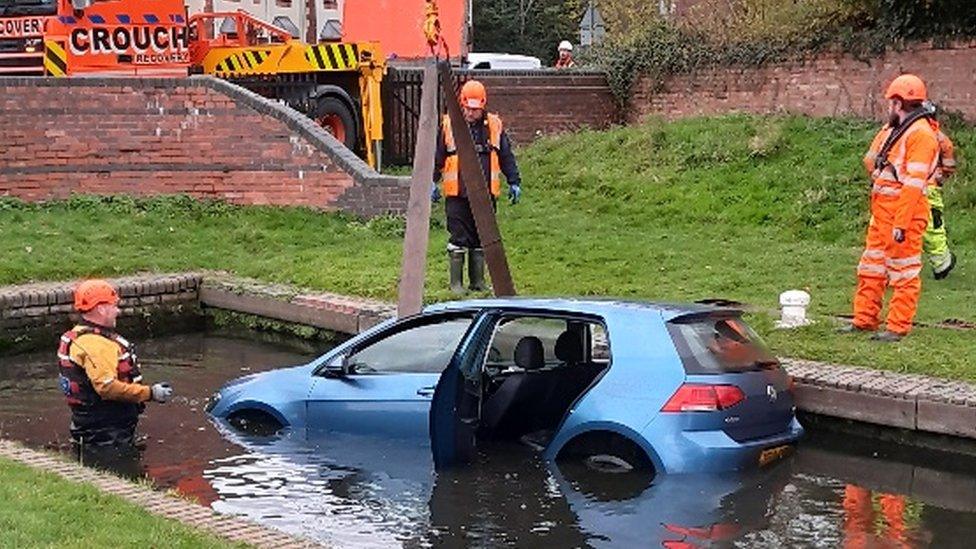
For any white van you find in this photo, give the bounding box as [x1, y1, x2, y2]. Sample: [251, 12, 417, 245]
[464, 53, 542, 70]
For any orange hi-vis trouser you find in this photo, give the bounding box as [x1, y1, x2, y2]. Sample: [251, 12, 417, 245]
[854, 119, 938, 335]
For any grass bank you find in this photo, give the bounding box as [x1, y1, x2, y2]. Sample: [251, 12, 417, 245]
[0, 115, 972, 378]
[0, 457, 242, 547]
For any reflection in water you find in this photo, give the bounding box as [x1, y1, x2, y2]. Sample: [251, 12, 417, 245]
[2, 332, 976, 547]
[843, 486, 919, 548]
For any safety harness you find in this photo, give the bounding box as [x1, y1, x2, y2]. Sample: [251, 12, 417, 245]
[57, 324, 142, 408]
[874, 103, 938, 180]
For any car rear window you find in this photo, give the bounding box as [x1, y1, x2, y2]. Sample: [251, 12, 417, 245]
[666, 315, 778, 374]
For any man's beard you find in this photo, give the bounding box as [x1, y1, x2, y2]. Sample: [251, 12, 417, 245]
[888, 111, 902, 127]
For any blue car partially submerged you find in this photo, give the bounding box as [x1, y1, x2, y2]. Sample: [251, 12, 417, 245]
[207, 298, 803, 474]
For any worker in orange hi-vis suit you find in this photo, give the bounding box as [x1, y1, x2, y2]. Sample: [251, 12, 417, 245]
[841, 74, 939, 342]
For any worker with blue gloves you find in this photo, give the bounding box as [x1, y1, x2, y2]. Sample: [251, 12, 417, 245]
[433, 79, 522, 294]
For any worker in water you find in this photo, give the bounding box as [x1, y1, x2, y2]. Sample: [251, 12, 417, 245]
[432, 79, 522, 294]
[58, 279, 173, 447]
[555, 40, 576, 69]
[842, 74, 939, 342]
[922, 103, 958, 279]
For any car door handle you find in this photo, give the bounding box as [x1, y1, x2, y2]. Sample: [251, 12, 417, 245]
[417, 386, 436, 397]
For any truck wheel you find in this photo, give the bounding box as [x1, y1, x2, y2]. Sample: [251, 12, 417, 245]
[313, 96, 358, 151]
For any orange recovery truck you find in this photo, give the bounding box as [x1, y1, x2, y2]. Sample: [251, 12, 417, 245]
[0, 0, 384, 167]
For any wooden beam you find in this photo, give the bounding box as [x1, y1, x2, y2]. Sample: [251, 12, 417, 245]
[437, 61, 516, 296]
[396, 63, 440, 317]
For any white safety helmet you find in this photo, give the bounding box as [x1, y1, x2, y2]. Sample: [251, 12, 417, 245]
[558, 40, 573, 52]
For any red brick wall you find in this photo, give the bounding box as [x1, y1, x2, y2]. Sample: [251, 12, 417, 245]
[475, 73, 621, 146]
[382, 69, 621, 165]
[630, 42, 976, 123]
[0, 77, 408, 217]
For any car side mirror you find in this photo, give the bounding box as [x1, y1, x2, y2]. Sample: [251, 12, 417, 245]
[323, 353, 349, 378]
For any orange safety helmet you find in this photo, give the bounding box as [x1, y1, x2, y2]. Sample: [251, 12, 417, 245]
[460, 80, 487, 109]
[74, 279, 119, 312]
[885, 74, 927, 102]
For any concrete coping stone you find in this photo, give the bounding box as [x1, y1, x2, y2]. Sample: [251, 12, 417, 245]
[0, 273, 204, 307]
[782, 357, 976, 407]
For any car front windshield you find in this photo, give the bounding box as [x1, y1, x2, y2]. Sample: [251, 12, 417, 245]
[344, 316, 474, 374]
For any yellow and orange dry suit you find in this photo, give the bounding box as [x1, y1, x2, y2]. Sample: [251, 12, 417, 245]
[58, 323, 150, 445]
[856, 116, 938, 334]
[923, 121, 956, 272]
[439, 113, 504, 198]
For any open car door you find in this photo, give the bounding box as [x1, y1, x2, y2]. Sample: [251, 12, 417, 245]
[430, 313, 494, 469]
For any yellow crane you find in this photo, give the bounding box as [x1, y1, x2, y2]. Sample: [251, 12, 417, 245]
[188, 10, 385, 168]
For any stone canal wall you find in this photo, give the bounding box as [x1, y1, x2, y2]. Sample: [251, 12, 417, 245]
[3, 272, 976, 443]
[0, 273, 202, 353]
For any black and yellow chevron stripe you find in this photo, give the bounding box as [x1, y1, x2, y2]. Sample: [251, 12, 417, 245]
[44, 40, 67, 77]
[304, 43, 359, 71]
[214, 50, 272, 73]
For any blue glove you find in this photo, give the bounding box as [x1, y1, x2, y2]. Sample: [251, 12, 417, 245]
[431, 183, 441, 203]
[508, 183, 521, 205]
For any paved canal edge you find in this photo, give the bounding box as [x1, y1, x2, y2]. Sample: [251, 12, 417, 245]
[3, 272, 976, 442]
[0, 439, 320, 548]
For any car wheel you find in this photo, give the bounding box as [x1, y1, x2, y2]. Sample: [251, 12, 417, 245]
[557, 431, 654, 474]
[584, 453, 635, 474]
[227, 409, 284, 436]
[313, 96, 358, 151]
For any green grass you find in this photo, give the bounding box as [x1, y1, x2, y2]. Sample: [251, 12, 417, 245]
[0, 457, 243, 547]
[0, 114, 973, 378]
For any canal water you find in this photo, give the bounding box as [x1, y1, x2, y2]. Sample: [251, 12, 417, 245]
[2, 331, 975, 547]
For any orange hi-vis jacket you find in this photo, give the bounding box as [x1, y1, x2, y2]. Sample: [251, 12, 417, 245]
[440, 113, 503, 197]
[862, 117, 938, 229]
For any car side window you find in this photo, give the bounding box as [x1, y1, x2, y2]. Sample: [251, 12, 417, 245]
[344, 316, 474, 374]
[485, 316, 608, 372]
[590, 323, 610, 363]
[486, 317, 564, 370]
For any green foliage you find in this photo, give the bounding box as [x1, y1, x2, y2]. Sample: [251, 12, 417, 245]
[472, 0, 586, 64]
[584, 0, 976, 104]
[348, 214, 407, 238]
[0, 458, 243, 547]
[862, 0, 976, 43]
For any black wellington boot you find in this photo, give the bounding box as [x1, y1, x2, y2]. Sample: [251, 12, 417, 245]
[449, 250, 466, 295]
[468, 248, 488, 292]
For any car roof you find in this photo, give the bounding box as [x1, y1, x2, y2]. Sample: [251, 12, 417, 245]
[423, 297, 739, 322]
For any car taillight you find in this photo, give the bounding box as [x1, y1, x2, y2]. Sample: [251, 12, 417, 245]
[661, 383, 745, 412]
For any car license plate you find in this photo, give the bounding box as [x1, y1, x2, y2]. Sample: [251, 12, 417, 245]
[758, 445, 792, 466]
